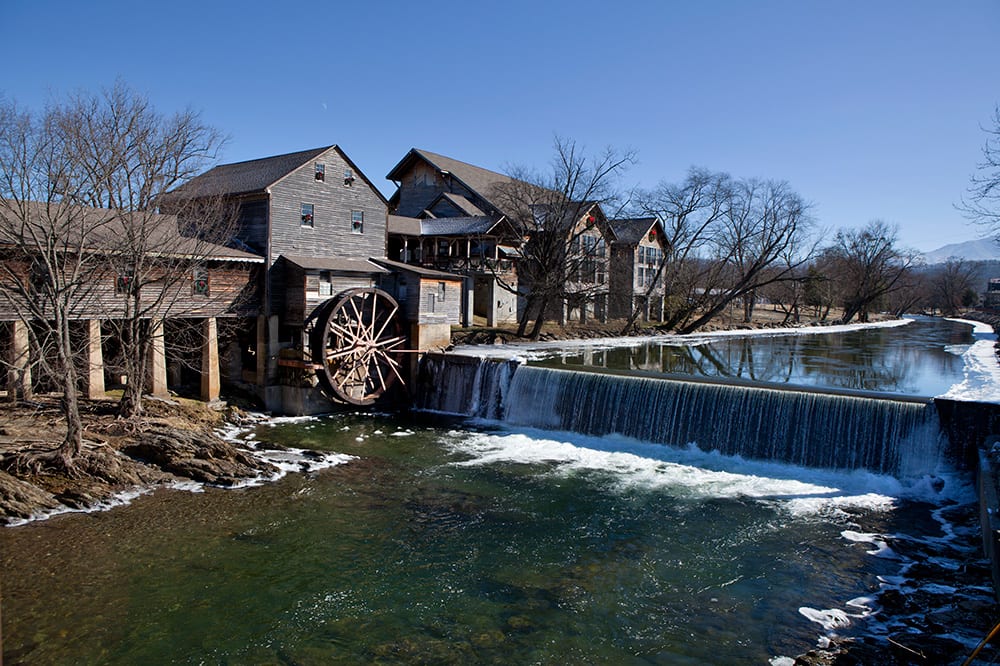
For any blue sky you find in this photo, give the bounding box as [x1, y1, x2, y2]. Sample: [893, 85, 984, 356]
[2, 0, 998, 252]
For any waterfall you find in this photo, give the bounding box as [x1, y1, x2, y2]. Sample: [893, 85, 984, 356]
[417, 356, 946, 476]
[416, 354, 519, 420]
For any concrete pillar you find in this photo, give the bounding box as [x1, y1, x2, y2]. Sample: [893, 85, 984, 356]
[147, 319, 168, 397]
[7, 320, 31, 400]
[255, 314, 268, 386]
[83, 319, 105, 399]
[265, 314, 280, 384]
[486, 279, 497, 328]
[462, 277, 474, 327]
[200, 317, 220, 403]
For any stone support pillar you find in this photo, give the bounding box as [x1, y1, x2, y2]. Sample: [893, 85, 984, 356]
[200, 317, 220, 403]
[7, 320, 31, 400]
[83, 319, 105, 399]
[463, 277, 474, 327]
[147, 319, 168, 397]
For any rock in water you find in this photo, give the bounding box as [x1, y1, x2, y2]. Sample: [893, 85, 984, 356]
[122, 426, 275, 486]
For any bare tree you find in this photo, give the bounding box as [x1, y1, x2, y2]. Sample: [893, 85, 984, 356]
[821, 221, 916, 323]
[489, 137, 635, 339]
[0, 99, 124, 469]
[52, 83, 231, 419]
[960, 105, 1000, 231]
[0, 82, 231, 452]
[634, 170, 814, 333]
[632, 168, 733, 331]
[929, 257, 980, 315]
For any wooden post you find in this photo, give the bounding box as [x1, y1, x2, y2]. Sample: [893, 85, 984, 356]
[83, 319, 105, 399]
[7, 320, 31, 400]
[147, 319, 168, 397]
[200, 317, 220, 403]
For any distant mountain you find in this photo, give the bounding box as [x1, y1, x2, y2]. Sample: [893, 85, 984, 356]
[921, 238, 1000, 264]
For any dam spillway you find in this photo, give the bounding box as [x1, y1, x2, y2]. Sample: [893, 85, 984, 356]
[417, 354, 947, 477]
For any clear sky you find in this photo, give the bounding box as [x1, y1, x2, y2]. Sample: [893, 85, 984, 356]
[2, 0, 998, 252]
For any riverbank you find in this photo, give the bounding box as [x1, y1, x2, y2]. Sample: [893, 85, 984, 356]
[0, 396, 279, 525]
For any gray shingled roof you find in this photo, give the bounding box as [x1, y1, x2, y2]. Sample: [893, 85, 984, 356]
[280, 255, 389, 274]
[432, 192, 486, 217]
[419, 216, 497, 236]
[611, 217, 658, 245]
[0, 201, 264, 262]
[387, 149, 515, 200]
[387, 214, 423, 235]
[370, 257, 463, 280]
[167, 146, 334, 198]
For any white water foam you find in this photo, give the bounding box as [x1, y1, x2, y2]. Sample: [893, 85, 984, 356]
[441, 425, 968, 515]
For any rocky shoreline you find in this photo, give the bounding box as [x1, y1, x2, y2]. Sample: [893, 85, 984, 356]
[0, 398, 278, 525]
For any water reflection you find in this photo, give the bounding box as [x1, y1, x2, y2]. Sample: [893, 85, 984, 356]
[535, 318, 976, 397]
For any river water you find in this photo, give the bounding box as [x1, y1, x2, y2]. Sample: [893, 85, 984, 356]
[1, 318, 996, 664]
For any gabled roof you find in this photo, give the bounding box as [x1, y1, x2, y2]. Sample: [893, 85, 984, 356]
[387, 148, 515, 202]
[610, 217, 660, 245]
[166, 145, 388, 205]
[427, 192, 486, 217]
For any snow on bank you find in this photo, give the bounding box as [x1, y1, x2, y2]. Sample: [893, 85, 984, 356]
[451, 318, 913, 361]
[938, 338, 1000, 403]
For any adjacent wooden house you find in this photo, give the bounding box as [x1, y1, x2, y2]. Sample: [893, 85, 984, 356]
[608, 217, 669, 321]
[0, 202, 263, 402]
[386, 149, 521, 326]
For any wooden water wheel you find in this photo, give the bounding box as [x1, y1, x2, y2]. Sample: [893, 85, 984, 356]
[309, 287, 407, 405]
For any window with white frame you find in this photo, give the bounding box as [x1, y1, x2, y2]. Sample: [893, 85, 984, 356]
[301, 203, 314, 227]
[351, 210, 364, 234]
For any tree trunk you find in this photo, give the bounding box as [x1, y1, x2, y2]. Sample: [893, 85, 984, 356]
[60, 379, 84, 465]
[528, 297, 549, 340]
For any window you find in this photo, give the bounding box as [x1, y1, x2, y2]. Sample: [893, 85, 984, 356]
[351, 210, 364, 234]
[344, 168, 355, 186]
[192, 267, 209, 296]
[319, 271, 332, 296]
[301, 203, 314, 227]
[438, 281, 447, 301]
[315, 163, 325, 181]
[116, 265, 136, 295]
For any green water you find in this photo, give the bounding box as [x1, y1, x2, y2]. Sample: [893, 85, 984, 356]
[0, 413, 983, 664]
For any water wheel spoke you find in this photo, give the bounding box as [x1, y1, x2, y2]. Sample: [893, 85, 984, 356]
[372, 304, 400, 343]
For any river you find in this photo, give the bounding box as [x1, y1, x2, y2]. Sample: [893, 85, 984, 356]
[1, 317, 996, 664]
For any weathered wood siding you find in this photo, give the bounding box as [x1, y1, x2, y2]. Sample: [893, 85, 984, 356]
[0, 256, 257, 321]
[392, 160, 497, 219]
[268, 147, 387, 266]
[235, 197, 269, 254]
[302, 272, 375, 321]
[608, 244, 636, 318]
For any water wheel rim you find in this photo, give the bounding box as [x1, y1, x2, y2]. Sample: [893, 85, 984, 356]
[311, 288, 405, 405]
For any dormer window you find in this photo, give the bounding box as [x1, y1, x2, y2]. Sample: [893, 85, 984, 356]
[301, 203, 314, 227]
[315, 163, 325, 181]
[344, 168, 355, 186]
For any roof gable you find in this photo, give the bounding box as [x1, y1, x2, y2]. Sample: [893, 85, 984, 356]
[610, 217, 660, 245]
[387, 148, 516, 205]
[170, 146, 333, 198]
[166, 145, 388, 205]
